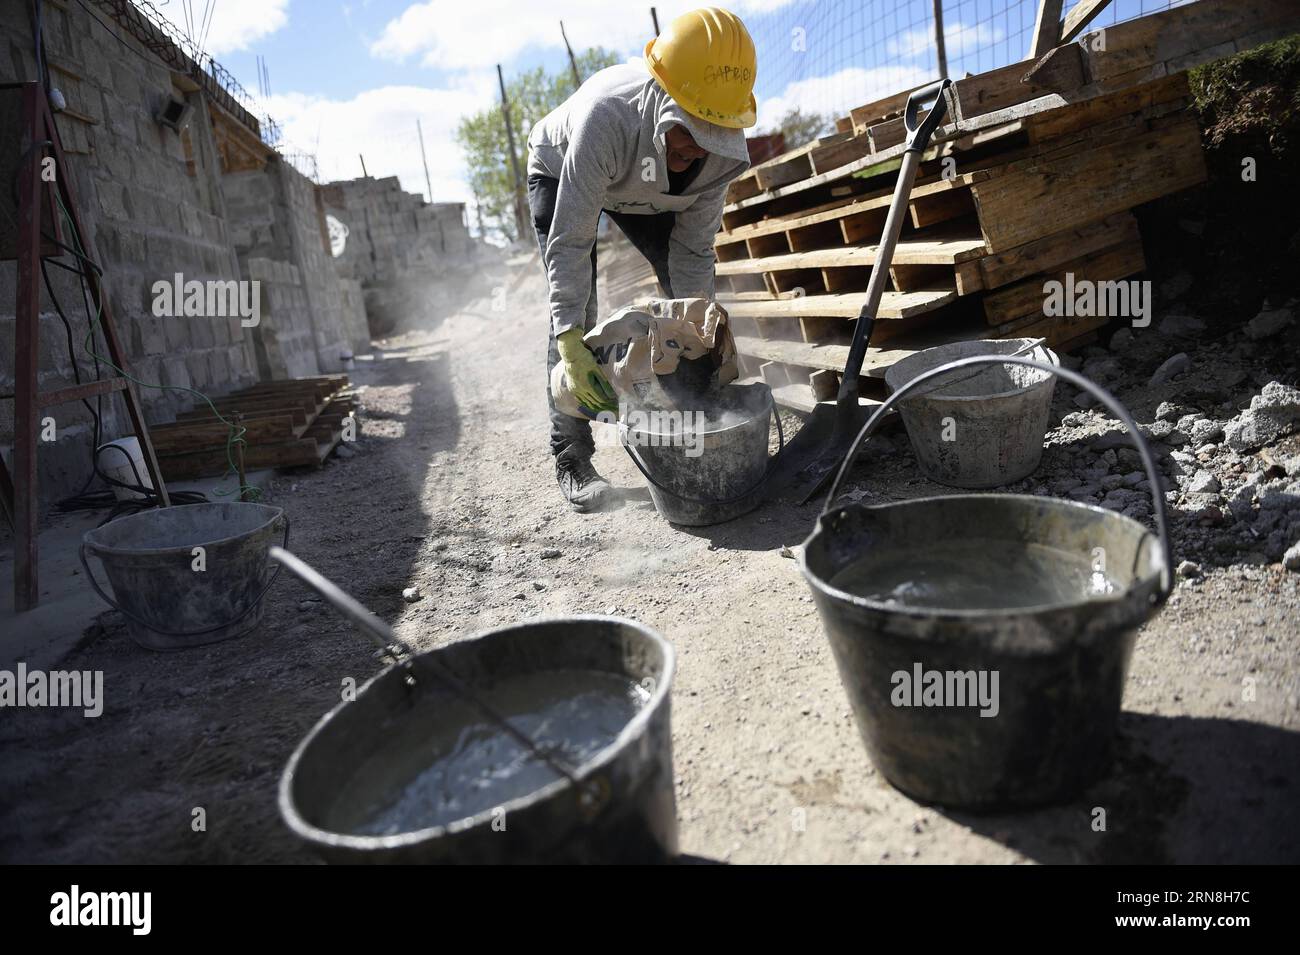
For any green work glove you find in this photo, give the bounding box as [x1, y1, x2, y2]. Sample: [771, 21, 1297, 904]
[556, 328, 618, 415]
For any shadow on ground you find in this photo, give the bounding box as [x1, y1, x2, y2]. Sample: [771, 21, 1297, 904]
[941, 712, 1300, 864]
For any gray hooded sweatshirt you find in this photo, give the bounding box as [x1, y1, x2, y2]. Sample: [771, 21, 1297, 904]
[527, 62, 751, 336]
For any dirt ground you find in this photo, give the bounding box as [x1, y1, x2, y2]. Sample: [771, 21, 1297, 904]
[2, 251, 1297, 864]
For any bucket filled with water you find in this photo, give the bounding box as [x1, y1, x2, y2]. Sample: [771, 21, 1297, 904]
[800, 358, 1173, 810]
[622, 381, 779, 526]
[273, 548, 677, 864]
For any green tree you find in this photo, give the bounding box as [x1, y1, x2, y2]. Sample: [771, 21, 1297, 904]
[458, 48, 620, 243]
[764, 107, 831, 151]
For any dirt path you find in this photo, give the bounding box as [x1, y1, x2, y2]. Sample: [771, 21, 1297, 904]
[2, 254, 1296, 863]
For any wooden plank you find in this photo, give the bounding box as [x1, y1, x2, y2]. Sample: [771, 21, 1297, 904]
[148, 414, 300, 452]
[759, 361, 791, 388]
[867, 116, 907, 154]
[809, 133, 872, 174]
[1030, 0, 1066, 58]
[809, 369, 838, 402]
[850, 85, 926, 136]
[976, 212, 1138, 289]
[717, 172, 984, 247]
[909, 188, 977, 229]
[1060, 0, 1112, 45]
[715, 235, 989, 275]
[890, 264, 956, 293]
[1022, 73, 1189, 143]
[158, 437, 321, 480]
[982, 237, 1147, 326]
[969, 116, 1205, 252]
[719, 288, 957, 320]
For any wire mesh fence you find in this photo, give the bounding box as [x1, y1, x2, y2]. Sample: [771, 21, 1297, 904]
[745, 0, 1194, 133]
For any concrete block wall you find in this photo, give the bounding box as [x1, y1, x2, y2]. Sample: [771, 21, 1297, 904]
[223, 159, 370, 378]
[320, 175, 481, 335]
[1, 0, 257, 505]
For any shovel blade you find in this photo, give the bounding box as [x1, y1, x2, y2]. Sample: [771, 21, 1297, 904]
[763, 399, 874, 503]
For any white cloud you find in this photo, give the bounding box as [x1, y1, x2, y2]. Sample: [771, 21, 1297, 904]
[887, 20, 1006, 61]
[265, 81, 496, 203]
[754, 64, 933, 133]
[141, 0, 290, 57]
[370, 0, 795, 70]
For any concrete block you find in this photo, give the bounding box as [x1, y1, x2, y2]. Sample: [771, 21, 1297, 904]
[157, 352, 188, 391]
[96, 180, 130, 220]
[163, 314, 188, 352]
[185, 352, 210, 391]
[136, 315, 167, 356]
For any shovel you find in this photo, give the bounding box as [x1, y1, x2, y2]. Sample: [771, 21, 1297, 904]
[765, 78, 953, 503]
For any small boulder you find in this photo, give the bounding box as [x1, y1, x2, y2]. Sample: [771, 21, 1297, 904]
[1244, 308, 1294, 341]
[1186, 469, 1220, 495]
[1108, 327, 1135, 352]
[1150, 353, 1191, 386]
[1284, 541, 1300, 572]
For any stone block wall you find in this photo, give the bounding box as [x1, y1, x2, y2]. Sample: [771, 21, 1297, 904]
[0, 0, 256, 505]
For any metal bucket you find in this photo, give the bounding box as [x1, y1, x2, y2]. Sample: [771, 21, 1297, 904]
[884, 338, 1058, 488]
[80, 502, 287, 651]
[622, 381, 777, 526]
[280, 616, 678, 864]
[801, 358, 1173, 810]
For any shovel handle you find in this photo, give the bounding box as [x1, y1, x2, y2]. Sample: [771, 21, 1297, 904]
[904, 79, 952, 152]
[821, 355, 1174, 599]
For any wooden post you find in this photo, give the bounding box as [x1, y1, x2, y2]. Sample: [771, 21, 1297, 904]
[359, 153, 368, 177]
[651, 7, 660, 36]
[560, 21, 582, 89]
[416, 118, 433, 202]
[931, 0, 948, 78]
[6, 84, 171, 610]
[496, 64, 528, 242]
[1029, 0, 1065, 58]
[1060, 0, 1114, 44]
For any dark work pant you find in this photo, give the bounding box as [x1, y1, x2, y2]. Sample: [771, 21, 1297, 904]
[528, 173, 675, 459]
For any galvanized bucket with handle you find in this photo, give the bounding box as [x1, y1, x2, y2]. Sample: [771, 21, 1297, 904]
[800, 357, 1173, 810]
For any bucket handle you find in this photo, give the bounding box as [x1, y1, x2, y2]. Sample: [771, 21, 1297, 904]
[821, 355, 1174, 599]
[622, 402, 785, 507]
[78, 515, 291, 638]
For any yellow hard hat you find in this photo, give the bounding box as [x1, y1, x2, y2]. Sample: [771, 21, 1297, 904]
[644, 7, 757, 129]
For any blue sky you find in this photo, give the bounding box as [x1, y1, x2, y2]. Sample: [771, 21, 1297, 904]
[145, 0, 1184, 216]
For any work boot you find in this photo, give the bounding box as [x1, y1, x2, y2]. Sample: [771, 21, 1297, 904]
[555, 450, 613, 513]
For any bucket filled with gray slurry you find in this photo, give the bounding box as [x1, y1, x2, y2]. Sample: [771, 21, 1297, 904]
[884, 338, 1058, 489]
[622, 381, 775, 526]
[801, 357, 1174, 810]
[80, 502, 286, 650]
[280, 616, 678, 864]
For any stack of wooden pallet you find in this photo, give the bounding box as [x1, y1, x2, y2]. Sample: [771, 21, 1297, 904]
[150, 374, 359, 480]
[640, 0, 1293, 412]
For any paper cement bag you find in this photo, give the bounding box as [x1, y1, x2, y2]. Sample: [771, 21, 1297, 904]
[550, 297, 739, 419]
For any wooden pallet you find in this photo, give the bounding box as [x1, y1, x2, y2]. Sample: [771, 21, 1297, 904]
[630, 0, 1289, 411]
[154, 375, 356, 480]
